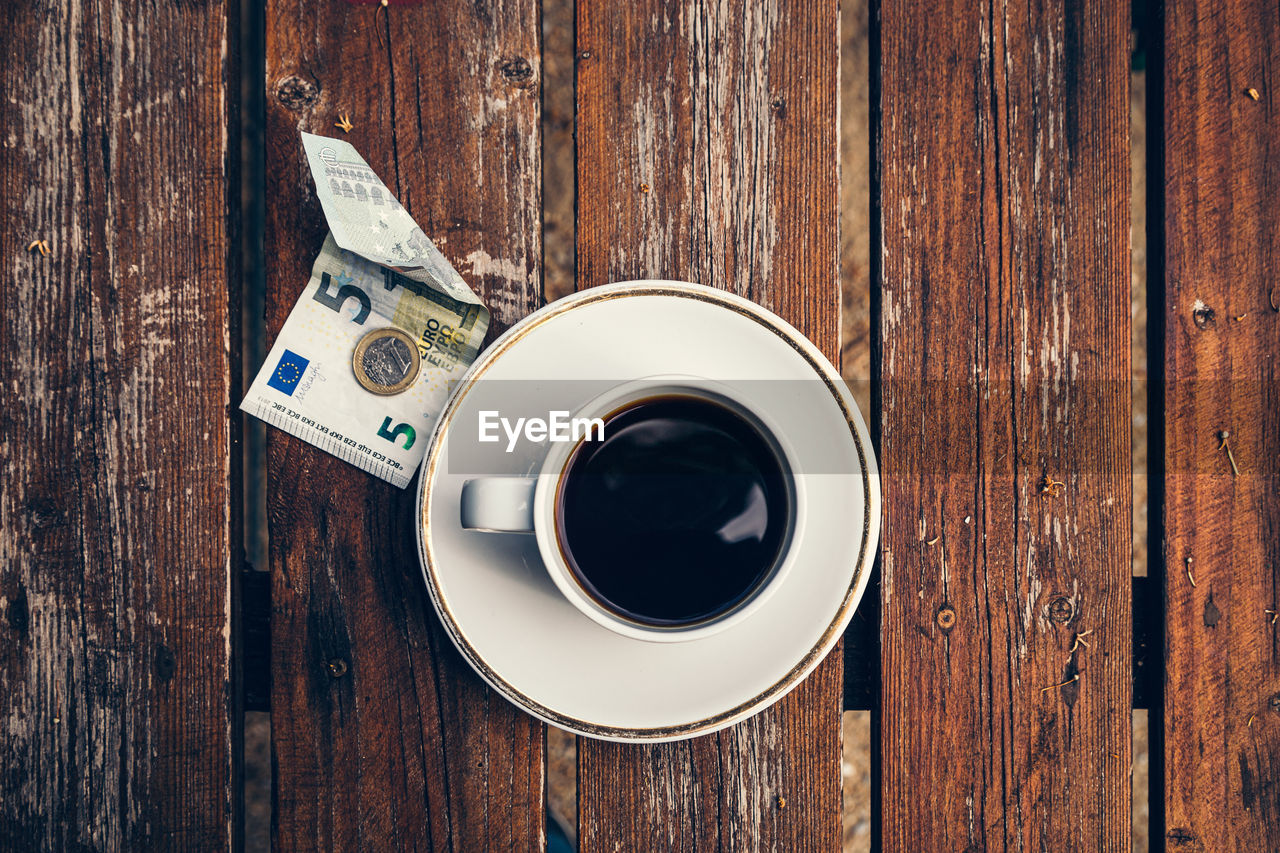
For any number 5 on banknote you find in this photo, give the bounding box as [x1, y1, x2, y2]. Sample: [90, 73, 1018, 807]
[313, 271, 372, 324]
[378, 418, 416, 450]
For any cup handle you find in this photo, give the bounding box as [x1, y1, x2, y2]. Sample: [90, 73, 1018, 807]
[460, 477, 537, 532]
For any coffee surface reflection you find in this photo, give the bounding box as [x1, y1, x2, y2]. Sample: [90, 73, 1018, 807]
[556, 395, 791, 626]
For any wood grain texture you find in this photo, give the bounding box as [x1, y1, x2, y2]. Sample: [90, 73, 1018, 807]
[264, 1, 544, 849]
[1162, 0, 1280, 848]
[575, 1, 843, 849]
[877, 0, 1132, 849]
[0, 1, 238, 849]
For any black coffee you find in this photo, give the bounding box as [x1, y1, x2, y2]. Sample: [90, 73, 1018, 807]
[556, 395, 791, 627]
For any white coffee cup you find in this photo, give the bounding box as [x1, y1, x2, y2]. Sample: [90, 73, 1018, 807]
[459, 375, 803, 643]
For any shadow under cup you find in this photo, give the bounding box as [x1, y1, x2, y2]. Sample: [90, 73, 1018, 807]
[552, 392, 796, 631]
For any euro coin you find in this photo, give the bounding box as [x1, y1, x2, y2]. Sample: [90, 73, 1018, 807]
[352, 326, 420, 395]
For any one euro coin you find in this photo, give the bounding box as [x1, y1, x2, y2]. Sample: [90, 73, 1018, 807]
[352, 326, 421, 395]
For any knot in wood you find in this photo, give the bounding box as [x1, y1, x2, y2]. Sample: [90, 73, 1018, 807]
[1049, 597, 1073, 623]
[7, 591, 29, 634]
[327, 658, 349, 678]
[936, 606, 956, 630]
[1203, 593, 1222, 627]
[498, 56, 535, 85]
[1192, 300, 1216, 330]
[771, 96, 787, 119]
[155, 645, 177, 683]
[275, 75, 320, 111]
[26, 498, 64, 531]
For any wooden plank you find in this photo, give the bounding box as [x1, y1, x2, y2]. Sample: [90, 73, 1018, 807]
[1162, 0, 1280, 847]
[0, 2, 238, 849]
[264, 1, 544, 849]
[877, 0, 1132, 848]
[575, 1, 843, 849]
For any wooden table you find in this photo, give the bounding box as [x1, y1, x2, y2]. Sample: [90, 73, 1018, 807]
[3, 0, 1277, 849]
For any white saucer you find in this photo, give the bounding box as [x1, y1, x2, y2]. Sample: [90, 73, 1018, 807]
[416, 281, 880, 742]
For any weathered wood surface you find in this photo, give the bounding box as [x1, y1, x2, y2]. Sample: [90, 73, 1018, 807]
[1162, 0, 1280, 847]
[0, 1, 239, 849]
[877, 0, 1132, 849]
[264, 1, 544, 849]
[575, 1, 843, 849]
